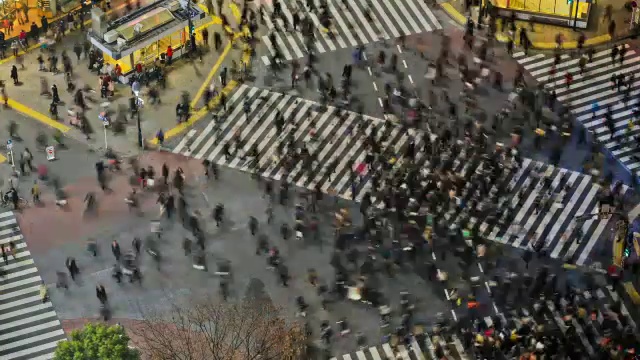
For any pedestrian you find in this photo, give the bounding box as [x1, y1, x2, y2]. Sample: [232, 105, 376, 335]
[51, 84, 59, 103]
[214, 31, 222, 50]
[248, 216, 258, 236]
[156, 129, 165, 146]
[65, 256, 79, 280]
[587, 47, 595, 62]
[31, 180, 40, 204]
[619, 45, 626, 65]
[202, 27, 209, 46]
[111, 240, 121, 261]
[608, 20, 616, 39]
[162, 163, 169, 185]
[11, 39, 18, 57]
[165, 193, 175, 219]
[2, 245, 7, 265]
[96, 284, 107, 304]
[220, 67, 227, 87]
[132, 237, 141, 256]
[10, 65, 18, 85]
[577, 32, 585, 54]
[278, 263, 289, 287]
[166, 45, 173, 65]
[10, 189, 18, 210]
[220, 92, 227, 111]
[564, 71, 572, 89]
[578, 56, 586, 75]
[22, 148, 33, 171]
[73, 42, 82, 61]
[617, 73, 625, 92]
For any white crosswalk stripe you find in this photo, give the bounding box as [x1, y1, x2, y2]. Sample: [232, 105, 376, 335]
[173, 85, 615, 265]
[495, 284, 635, 357]
[260, 0, 441, 65]
[328, 334, 467, 360]
[0, 211, 66, 359]
[513, 44, 640, 177]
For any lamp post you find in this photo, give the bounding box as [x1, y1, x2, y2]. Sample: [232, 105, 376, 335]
[188, 0, 196, 53]
[137, 111, 143, 148]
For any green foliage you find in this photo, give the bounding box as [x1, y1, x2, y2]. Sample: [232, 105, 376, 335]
[54, 323, 140, 360]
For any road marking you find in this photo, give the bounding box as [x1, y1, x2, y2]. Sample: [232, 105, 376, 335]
[190, 41, 234, 109]
[151, 81, 239, 145]
[229, 2, 242, 23]
[6, 99, 72, 133]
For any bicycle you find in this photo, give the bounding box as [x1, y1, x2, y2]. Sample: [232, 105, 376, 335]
[0, 192, 28, 209]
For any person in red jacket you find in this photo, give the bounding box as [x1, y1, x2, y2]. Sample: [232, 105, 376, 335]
[166, 46, 173, 65]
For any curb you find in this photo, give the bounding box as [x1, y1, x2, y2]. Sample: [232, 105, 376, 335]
[440, 2, 616, 50]
[7, 98, 73, 134]
[189, 41, 233, 109]
[148, 80, 239, 145]
[149, 27, 254, 146]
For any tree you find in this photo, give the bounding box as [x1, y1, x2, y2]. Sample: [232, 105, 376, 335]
[132, 296, 308, 360]
[54, 323, 141, 360]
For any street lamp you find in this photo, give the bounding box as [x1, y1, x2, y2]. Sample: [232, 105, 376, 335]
[137, 111, 142, 148]
[188, 0, 196, 53]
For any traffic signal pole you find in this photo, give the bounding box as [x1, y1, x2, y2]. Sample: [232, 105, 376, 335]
[188, 0, 196, 53]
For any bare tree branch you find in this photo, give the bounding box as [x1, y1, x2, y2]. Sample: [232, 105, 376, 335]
[130, 294, 307, 360]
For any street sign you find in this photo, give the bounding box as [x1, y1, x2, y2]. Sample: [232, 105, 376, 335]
[6, 139, 12, 150]
[46, 146, 56, 161]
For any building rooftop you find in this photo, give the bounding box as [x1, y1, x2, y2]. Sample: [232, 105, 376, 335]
[88, 0, 205, 60]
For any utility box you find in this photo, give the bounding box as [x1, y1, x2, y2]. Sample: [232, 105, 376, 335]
[92, 8, 108, 38]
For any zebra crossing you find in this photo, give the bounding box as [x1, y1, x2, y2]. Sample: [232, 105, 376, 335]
[173, 84, 615, 265]
[331, 334, 467, 360]
[513, 44, 640, 178]
[494, 284, 635, 357]
[0, 211, 66, 359]
[259, 0, 441, 65]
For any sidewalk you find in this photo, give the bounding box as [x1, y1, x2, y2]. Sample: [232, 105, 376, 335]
[1, 17, 232, 155]
[441, 0, 632, 50]
[0, 0, 143, 67]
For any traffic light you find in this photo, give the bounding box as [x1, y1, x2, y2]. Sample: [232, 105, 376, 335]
[625, 247, 631, 257]
[190, 24, 195, 35]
